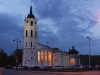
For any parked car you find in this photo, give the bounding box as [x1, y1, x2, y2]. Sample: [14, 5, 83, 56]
[23, 66, 28, 70]
[31, 65, 40, 70]
[44, 66, 52, 69]
[13, 65, 24, 70]
[52, 65, 64, 69]
[84, 65, 93, 70]
[39, 65, 46, 69]
[72, 65, 84, 70]
[94, 65, 100, 70]
[5, 65, 13, 69]
[64, 66, 72, 69]
[39, 65, 52, 69]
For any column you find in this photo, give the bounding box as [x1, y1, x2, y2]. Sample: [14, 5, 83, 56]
[67, 57, 69, 66]
[43, 51, 45, 65]
[51, 52, 53, 66]
[38, 52, 41, 65]
[47, 51, 48, 65]
[68, 58, 69, 66]
[48, 52, 51, 66]
[40, 52, 41, 65]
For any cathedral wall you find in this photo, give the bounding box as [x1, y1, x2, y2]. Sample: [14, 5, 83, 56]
[22, 48, 38, 67]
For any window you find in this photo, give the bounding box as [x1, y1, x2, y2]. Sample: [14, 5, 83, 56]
[35, 31, 37, 38]
[35, 21, 36, 24]
[31, 21, 33, 26]
[27, 51, 28, 54]
[26, 30, 28, 37]
[31, 30, 33, 36]
[26, 20, 28, 23]
[26, 42, 27, 47]
[34, 52, 36, 55]
[25, 61, 26, 64]
[31, 42, 32, 47]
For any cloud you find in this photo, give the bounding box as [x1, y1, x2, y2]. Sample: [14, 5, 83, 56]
[33, 0, 100, 54]
[0, 0, 100, 55]
[0, 13, 23, 55]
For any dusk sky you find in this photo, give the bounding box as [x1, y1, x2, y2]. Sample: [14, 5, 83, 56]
[0, 0, 100, 55]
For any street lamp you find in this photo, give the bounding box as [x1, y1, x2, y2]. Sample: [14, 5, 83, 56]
[13, 37, 21, 70]
[87, 36, 91, 67]
[13, 37, 21, 50]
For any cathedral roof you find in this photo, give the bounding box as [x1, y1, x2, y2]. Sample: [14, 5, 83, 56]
[68, 46, 79, 54]
[27, 5, 35, 18]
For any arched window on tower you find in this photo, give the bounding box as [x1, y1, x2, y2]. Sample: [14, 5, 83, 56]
[35, 31, 37, 38]
[31, 21, 33, 26]
[31, 30, 33, 37]
[31, 42, 32, 47]
[26, 30, 28, 37]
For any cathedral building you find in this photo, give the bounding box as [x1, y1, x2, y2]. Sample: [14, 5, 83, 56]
[22, 5, 80, 67]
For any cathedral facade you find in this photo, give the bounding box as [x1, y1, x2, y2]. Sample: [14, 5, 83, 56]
[22, 6, 80, 67]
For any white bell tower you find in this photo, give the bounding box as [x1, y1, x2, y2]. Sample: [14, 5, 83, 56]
[22, 5, 38, 67]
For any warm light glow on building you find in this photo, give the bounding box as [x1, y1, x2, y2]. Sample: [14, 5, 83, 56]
[38, 52, 40, 65]
[66, 57, 69, 66]
[37, 51, 52, 66]
[48, 51, 51, 65]
[43, 51, 45, 65]
[45, 51, 47, 65]
[70, 58, 76, 65]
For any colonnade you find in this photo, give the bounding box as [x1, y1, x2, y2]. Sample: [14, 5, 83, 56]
[38, 51, 52, 66]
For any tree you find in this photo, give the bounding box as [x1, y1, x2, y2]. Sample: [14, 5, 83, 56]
[14, 49, 23, 65]
[0, 51, 8, 67]
[8, 49, 23, 66]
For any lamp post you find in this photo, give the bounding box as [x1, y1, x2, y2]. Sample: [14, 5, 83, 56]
[87, 36, 91, 67]
[13, 37, 21, 70]
[13, 37, 21, 50]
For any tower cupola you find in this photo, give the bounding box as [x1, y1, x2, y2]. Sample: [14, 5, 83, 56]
[27, 5, 35, 18]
